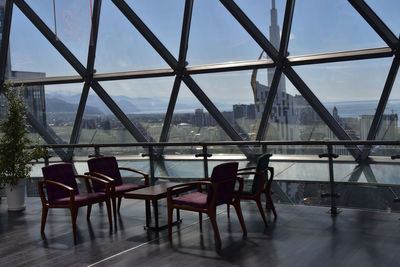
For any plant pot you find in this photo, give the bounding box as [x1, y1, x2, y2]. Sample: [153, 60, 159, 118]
[5, 179, 26, 211]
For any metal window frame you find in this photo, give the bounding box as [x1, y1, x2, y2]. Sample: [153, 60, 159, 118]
[1, 0, 399, 168]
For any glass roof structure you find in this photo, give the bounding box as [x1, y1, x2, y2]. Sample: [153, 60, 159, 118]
[0, 0, 399, 164]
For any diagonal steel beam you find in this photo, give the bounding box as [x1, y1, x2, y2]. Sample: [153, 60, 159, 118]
[14, 0, 86, 76]
[256, 68, 282, 140]
[182, 75, 244, 142]
[284, 66, 362, 159]
[359, 56, 400, 160]
[160, 0, 193, 143]
[219, 0, 278, 61]
[160, 76, 181, 143]
[111, 0, 178, 69]
[278, 0, 295, 59]
[91, 81, 149, 142]
[0, 0, 13, 83]
[178, 0, 194, 69]
[257, 0, 296, 141]
[86, 0, 102, 77]
[15, 0, 155, 145]
[66, 82, 90, 160]
[67, 0, 102, 160]
[26, 113, 68, 160]
[348, 0, 398, 50]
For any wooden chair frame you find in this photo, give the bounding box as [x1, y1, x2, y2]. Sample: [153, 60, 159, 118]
[38, 175, 112, 242]
[167, 177, 247, 246]
[85, 167, 149, 223]
[228, 166, 276, 226]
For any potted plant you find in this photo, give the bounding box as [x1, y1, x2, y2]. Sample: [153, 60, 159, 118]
[0, 83, 46, 211]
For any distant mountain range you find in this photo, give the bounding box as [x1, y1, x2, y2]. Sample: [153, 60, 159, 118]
[45, 92, 233, 115]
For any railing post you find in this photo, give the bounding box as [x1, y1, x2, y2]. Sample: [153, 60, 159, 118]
[148, 146, 156, 185]
[89, 145, 103, 158]
[195, 145, 212, 178]
[202, 145, 209, 178]
[319, 144, 340, 216]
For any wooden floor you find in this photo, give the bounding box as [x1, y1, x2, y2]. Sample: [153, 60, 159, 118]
[1, 197, 400, 267]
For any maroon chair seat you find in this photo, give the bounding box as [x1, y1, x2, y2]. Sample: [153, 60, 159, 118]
[51, 192, 107, 205]
[39, 163, 112, 243]
[172, 192, 208, 209]
[167, 162, 247, 247]
[87, 156, 149, 222]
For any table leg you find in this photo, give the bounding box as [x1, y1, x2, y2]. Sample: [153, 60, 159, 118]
[145, 200, 151, 228]
[152, 199, 159, 229]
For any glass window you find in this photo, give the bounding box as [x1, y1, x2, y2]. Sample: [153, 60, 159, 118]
[288, 0, 386, 56]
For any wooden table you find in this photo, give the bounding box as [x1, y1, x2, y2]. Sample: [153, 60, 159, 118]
[124, 182, 193, 231]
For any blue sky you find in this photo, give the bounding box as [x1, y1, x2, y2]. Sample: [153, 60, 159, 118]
[7, 0, 400, 109]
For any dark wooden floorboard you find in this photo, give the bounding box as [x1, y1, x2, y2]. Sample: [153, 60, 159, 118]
[1, 197, 400, 266]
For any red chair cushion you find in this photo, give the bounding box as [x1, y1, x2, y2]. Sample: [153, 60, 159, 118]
[52, 192, 107, 205]
[173, 192, 208, 209]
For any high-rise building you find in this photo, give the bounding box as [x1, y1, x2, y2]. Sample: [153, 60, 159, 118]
[0, 0, 46, 127]
[250, 0, 300, 142]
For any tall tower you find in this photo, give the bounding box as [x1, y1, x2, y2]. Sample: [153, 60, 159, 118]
[267, 0, 286, 93]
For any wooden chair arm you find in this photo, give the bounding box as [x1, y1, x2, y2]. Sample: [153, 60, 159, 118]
[38, 180, 75, 204]
[238, 166, 256, 171]
[84, 171, 115, 183]
[118, 167, 149, 186]
[75, 174, 111, 194]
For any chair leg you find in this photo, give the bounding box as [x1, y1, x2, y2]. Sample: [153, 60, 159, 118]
[40, 206, 48, 233]
[87, 204, 92, 221]
[199, 212, 203, 231]
[233, 200, 247, 237]
[111, 196, 117, 224]
[265, 191, 277, 218]
[255, 197, 268, 227]
[208, 210, 221, 246]
[105, 199, 113, 229]
[117, 196, 123, 213]
[70, 207, 78, 242]
[168, 207, 173, 241]
[226, 204, 230, 218]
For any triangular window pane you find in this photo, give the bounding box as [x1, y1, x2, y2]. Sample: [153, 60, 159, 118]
[126, 0, 185, 59]
[167, 82, 230, 143]
[8, 6, 79, 79]
[25, 0, 91, 65]
[234, 0, 285, 51]
[98, 77, 175, 141]
[76, 90, 140, 157]
[95, 0, 170, 73]
[187, 0, 264, 66]
[372, 68, 400, 156]
[288, 0, 386, 56]
[365, 0, 400, 36]
[41, 83, 84, 144]
[294, 58, 392, 141]
[261, 76, 341, 155]
[192, 69, 272, 141]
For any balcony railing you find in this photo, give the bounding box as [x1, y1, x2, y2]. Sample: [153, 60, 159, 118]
[19, 140, 400, 214]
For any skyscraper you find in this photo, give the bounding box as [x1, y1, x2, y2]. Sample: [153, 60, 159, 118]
[250, 0, 299, 142]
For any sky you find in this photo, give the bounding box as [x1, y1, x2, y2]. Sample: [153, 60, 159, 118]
[6, 0, 400, 111]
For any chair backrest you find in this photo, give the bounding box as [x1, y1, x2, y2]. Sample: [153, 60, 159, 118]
[207, 162, 239, 206]
[251, 153, 272, 195]
[42, 163, 79, 204]
[87, 156, 123, 191]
